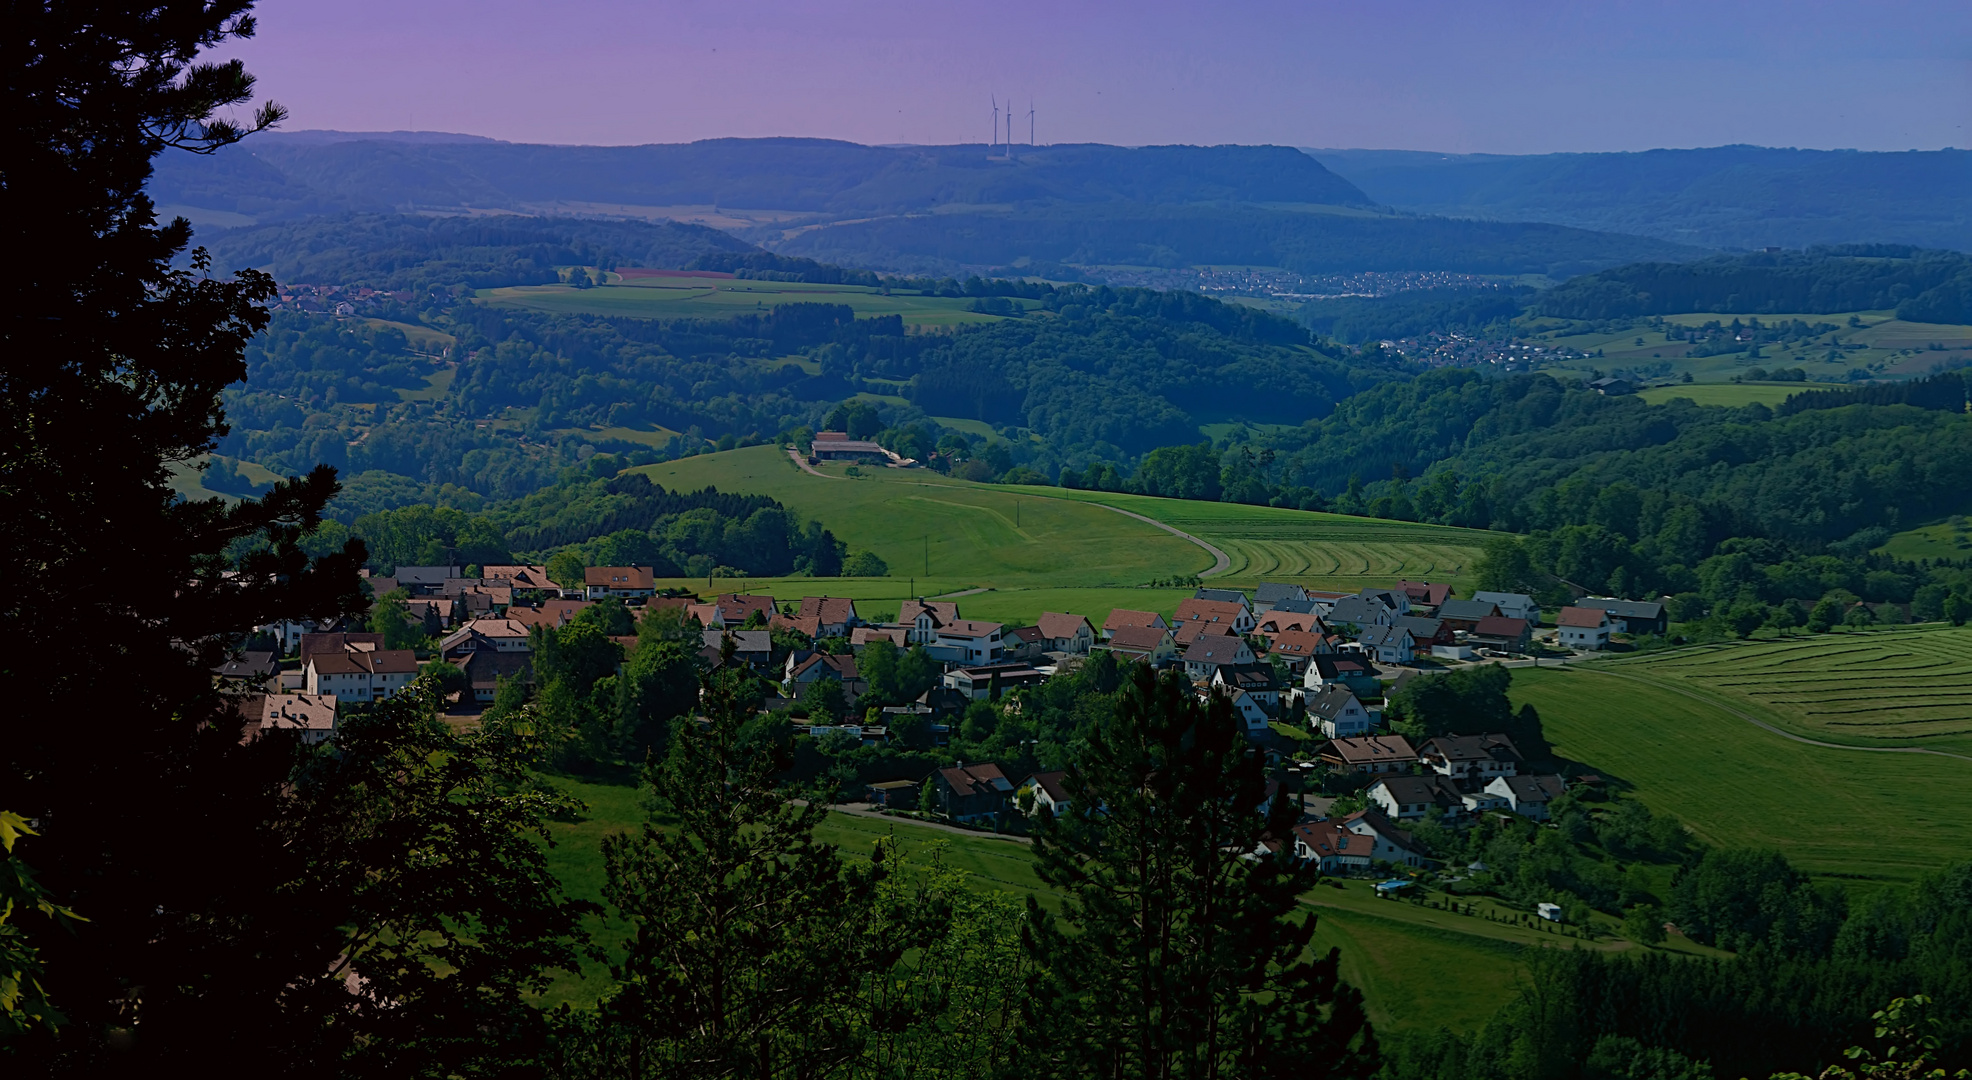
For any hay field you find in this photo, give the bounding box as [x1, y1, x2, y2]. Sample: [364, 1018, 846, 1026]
[1603, 626, 1972, 755]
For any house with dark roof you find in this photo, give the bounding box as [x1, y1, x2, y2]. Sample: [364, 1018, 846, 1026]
[450, 638, 534, 702]
[1022, 770, 1073, 817]
[1472, 591, 1543, 625]
[1306, 684, 1373, 738]
[1588, 376, 1634, 395]
[1302, 653, 1381, 699]
[1173, 619, 1237, 647]
[1341, 809, 1430, 867]
[1358, 624, 1416, 665]
[1327, 595, 1397, 631]
[897, 598, 961, 643]
[1435, 599, 1502, 632]
[1191, 587, 1252, 611]
[1253, 582, 1309, 613]
[1268, 596, 1322, 616]
[1468, 615, 1532, 654]
[1358, 587, 1412, 615]
[1036, 612, 1095, 654]
[1419, 733, 1523, 782]
[1183, 635, 1256, 681]
[1320, 734, 1417, 776]
[700, 629, 773, 669]
[1395, 615, 1454, 649]
[1366, 774, 1465, 822]
[1578, 597, 1669, 636]
[213, 650, 278, 687]
[944, 663, 1048, 700]
[933, 762, 1014, 822]
[1486, 774, 1568, 820]
[302, 646, 418, 702]
[810, 431, 891, 463]
[1556, 606, 1613, 650]
[1212, 662, 1281, 707]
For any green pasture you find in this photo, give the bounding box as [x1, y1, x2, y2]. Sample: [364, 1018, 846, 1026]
[1878, 517, 1972, 562]
[551, 423, 688, 448]
[1536, 308, 1972, 387]
[1635, 382, 1810, 407]
[1598, 626, 1972, 754]
[1512, 660, 1972, 884]
[630, 445, 1211, 588]
[361, 317, 456, 353]
[395, 365, 455, 402]
[477, 277, 1022, 327]
[1015, 485, 1491, 593]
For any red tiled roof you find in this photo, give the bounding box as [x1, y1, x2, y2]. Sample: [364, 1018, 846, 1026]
[1104, 625, 1172, 651]
[798, 596, 859, 626]
[1472, 615, 1529, 638]
[1036, 612, 1091, 640]
[584, 566, 655, 589]
[1558, 606, 1610, 628]
[1174, 598, 1243, 624]
[1103, 608, 1166, 631]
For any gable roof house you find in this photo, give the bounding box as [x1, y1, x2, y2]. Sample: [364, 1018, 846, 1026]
[1419, 733, 1523, 781]
[1486, 774, 1568, 821]
[797, 596, 863, 638]
[784, 653, 867, 706]
[1262, 630, 1332, 674]
[1002, 624, 1047, 660]
[1472, 591, 1543, 625]
[944, 663, 1049, 701]
[481, 564, 563, 596]
[1468, 615, 1532, 654]
[1327, 595, 1397, 631]
[1192, 587, 1252, 611]
[1292, 820, 1375, 874]
[1320, 734, 1418, 776]
[394, 565, 465, 595]
[1578, 597, 1668, 636]
[1341, 808, 1430, 867]
[1365, 773, 1466, 822]
[1396, 581, 1455, 611]
[1183, 635, 1256, 682]
[1306, 684, 1373, 739]
[302, 647, 418, 703]
[1226, 689, 1276, 733]
[1395, 615, 1455, 649]
[448, 636, 534, 702]
[1556, 606, 1613, 651]
[810, 430, 891, 463]
[441, 618, 533, 655]
[1302, 653, 1382, 698]
[1212, 662, 1281, 706]
[1022, 771, 1072, 817]
[1101, 608, 1169, 640]
[259, 693, 340, 745]
[1099, 624, 1179, 667]
[1174, 598, 1256, 636]
[1358, 587, 1412, 616]
[897, 598, 962, 644]
[1268, 596, 1323, 616]
[1253, 582, 1310, 613]
[1357, 625, 1416, 665]
[700, 629, 773, 669]
[1256, 611, 1326, 637]
[584, 565, 656, 600]
[505, 599, 593, 631]
[851, 626, 911, 652]
[689, 593, 778, 629]
[213, 650, 278, 688]
[1036, 612, 1096, 654]
[933, 762, 1014, 823]
[1434, 599, 1502, 632]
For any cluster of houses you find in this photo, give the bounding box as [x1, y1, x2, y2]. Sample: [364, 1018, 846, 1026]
[233, 564, 1650, 876]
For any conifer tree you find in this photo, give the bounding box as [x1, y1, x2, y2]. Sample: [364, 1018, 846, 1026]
[1022, 664, 1377, 1079]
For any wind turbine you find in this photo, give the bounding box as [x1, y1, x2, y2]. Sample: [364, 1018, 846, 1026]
[991, 95, 999, 150]
[1028, 100, 1036, 146]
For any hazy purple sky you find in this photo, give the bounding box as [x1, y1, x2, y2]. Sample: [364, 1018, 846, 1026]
[214, 0, 1970, 153]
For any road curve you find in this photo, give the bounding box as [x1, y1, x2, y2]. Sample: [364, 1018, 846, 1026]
[1560, 664, 1972, 763]
[1078, 502, 1232, 578]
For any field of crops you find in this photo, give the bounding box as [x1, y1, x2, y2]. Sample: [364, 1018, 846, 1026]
[478, 276, 1018, 327]
[1602, 626, 1972, 755]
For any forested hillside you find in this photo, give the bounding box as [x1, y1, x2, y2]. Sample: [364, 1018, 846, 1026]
[1535, 246, 1972, 323]
[1311, 144, 1972, 251]
[199, 213, 755, 291]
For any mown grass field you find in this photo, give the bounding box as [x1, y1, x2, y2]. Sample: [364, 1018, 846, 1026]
[631, 445, 1209, 590]
[1635, 382, 1812, 407]
[1594, 627, 1972, 755]
[1878, 517, 1972, 562]
[478, 276, 1026, 328]
[1018, 485, 1491, 594]
[1512, 659, 1972, 884]
[1539, 310, 1972, 385]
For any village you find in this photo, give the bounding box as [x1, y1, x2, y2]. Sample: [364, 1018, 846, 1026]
[229, 558, 1665, 887]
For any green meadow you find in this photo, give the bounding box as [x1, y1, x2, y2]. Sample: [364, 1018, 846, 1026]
[1635, 382, 1812, 407]
[478, 276, 1026, 328]
[1536, 310, 1972, 384]
[1513, 657, 1972, 884]
[1595, 626, 1972, 755]
[1878, 517, 1972, 562]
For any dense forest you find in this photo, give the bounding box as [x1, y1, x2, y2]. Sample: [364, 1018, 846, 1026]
[1535, 246, 1972, 323]
[1299, 286, 1534, 344]
[198, 212, 754, 291]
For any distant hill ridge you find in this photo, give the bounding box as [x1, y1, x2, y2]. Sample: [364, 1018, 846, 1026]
[153, 134, 1375, 220]
[1310, 144, 1972, 251]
